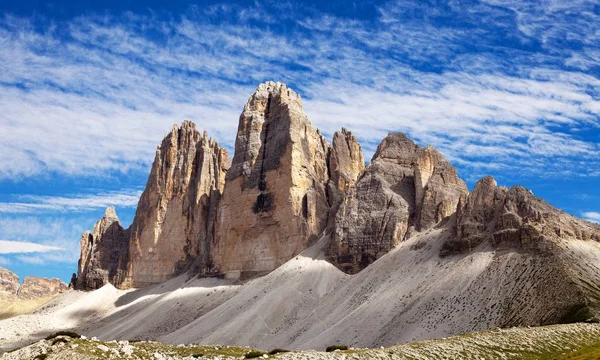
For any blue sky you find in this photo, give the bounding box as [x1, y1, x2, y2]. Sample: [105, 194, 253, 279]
[0, 0, 599, 283]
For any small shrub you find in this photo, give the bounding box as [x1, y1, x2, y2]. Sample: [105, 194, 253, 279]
[245, 350, 268, 358]
[269, 348, 290, 355]
[191, 353, 204, 358]
[33, 354, 48, 360]
[326, 345, 348, 352]
[44, 331, 80, 340]
[51, 338, 69, 346]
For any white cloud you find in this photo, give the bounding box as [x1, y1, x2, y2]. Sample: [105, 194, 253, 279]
[583, 212, 600, 224]
[0, 190, 142, 213]
[0, 240, 63, 254]
[0, 1, 598, 182]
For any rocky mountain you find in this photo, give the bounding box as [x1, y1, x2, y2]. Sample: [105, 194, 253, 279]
[0, 267, 67, 300]
[70, 81, 600, 342]
[212, 82, 364, 279]
[3, 81, 600, 354]
[76, 122, 230, 289]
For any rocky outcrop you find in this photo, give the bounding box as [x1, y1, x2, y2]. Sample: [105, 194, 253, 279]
[1, 267, 67, 299]
[17, 277, 68, 300]
[329, 133, 468, 273]
[0, 267, 19, 297]
[127, 121, 230, 287]
[77, 206, 129, 290]
[442, 176, 600, 256]
[212, 82, 333, 279]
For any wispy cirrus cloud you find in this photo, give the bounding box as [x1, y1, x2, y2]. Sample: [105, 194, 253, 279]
[583, 212, 600, 224]
[0, 0, 598, 185]
[0, 190, 142, 213]
[0, 240, 63, 254]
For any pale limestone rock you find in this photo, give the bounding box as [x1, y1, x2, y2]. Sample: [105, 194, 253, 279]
[414, 146, 468, 230]
[442, 176, 600, 256]
[326, 128, 365, 226]
[329, 133, 467, 273]
[17, 277, 67, 300]
[213, 82, 331, 278]
[329, 133, 419, 273]
[77, 206, 129, 290]
[127, 121, 230, 287]
[0, 267, 19, 297]
[329, 128, 365, 194]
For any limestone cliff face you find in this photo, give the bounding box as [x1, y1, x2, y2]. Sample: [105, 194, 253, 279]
[212, 82, 333, 278]
[326, 128, 365, 226]
[442, 176, 600, 256]
[414, 146, 468, 230]
[77, 206, 129, 290]
[127, 121, 230, 287]
[76, 122, 230, 289]
[329, 133, 468, 273]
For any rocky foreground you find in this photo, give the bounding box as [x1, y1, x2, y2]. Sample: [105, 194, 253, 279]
[4, 322, 600, 359]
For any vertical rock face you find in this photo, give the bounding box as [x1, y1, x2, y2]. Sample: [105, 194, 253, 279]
[414, 146, 469, 230]
[329, 133, 468, 273]
[77, 206, 129, 290]
[213, 82, 332, 278]
[326, 128, 365, 225]
[127, 121, 230, 287]
[0, 267, 19, 297]
[76, 121, 230, 289]
[17, 277, 68, 300]
[329, 128, 365, 194]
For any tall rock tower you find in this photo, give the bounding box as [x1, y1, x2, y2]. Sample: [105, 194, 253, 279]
[126, 121, 230, 287]
[212, 82, 333, 279]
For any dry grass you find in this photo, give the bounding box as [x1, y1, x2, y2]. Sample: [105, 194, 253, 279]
[0, 296, 56, 320]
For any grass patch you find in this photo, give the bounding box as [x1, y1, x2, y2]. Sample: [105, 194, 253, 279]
[245, 350, 268, 358]
[0, 296, 56, 320]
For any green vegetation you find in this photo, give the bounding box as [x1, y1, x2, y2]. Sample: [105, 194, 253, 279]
[0, 296, 56, 320]
[9, 323, 600, 359]
[326, 344, 348, 352]
[245, 350, 268, 358]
